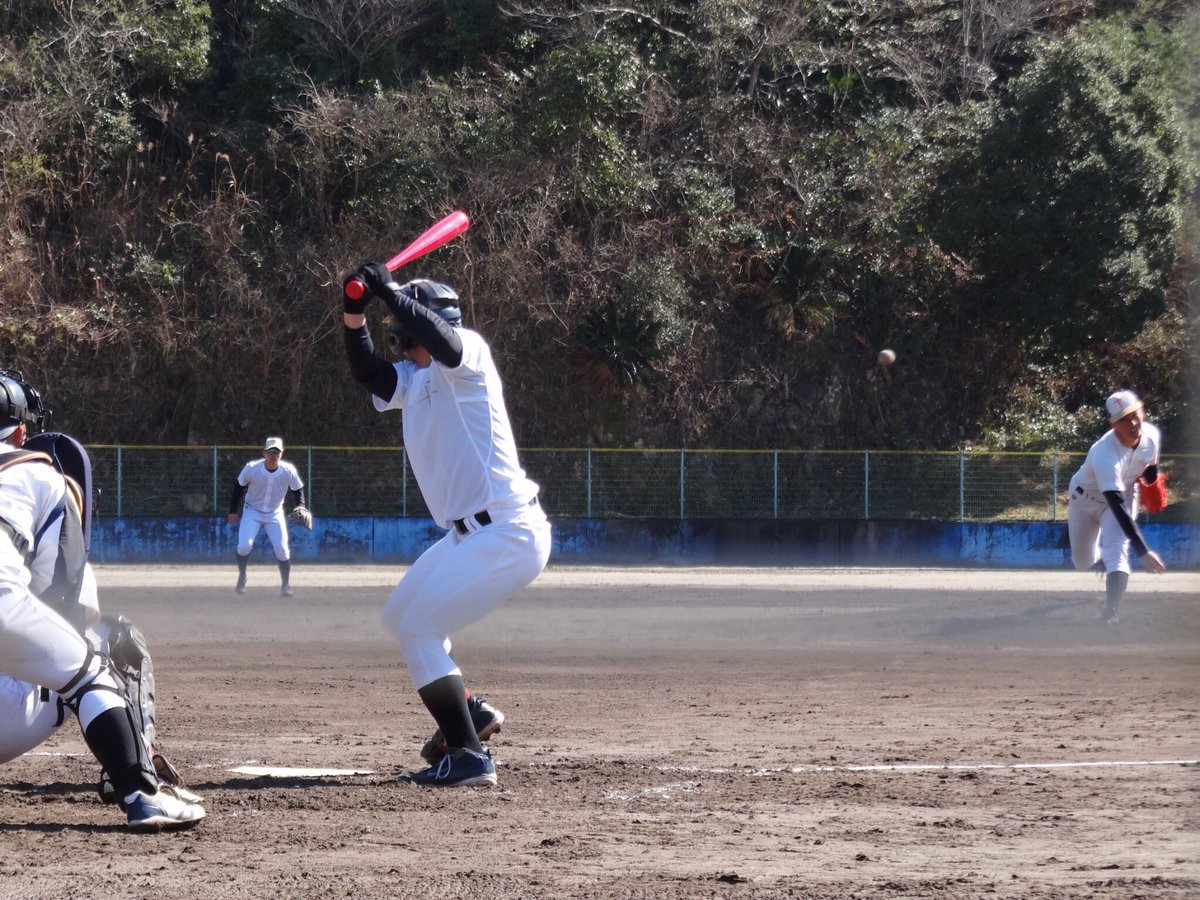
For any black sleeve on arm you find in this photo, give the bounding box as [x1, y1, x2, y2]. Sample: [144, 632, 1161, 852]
[344, 324, 399, 400]
[1141, 464, 1159, 483]
[1102, 490, 1149, 557]
[380, 286, 464, 368]
[288, 487, 307, 509]
[228, 480, 247, 515]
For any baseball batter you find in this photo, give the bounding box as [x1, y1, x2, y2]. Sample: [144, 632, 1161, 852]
[342, 262, 551, 788]
[227, 436, 310, 596]
[0, 369, 203, 830]
[1067, 390, 1166, 624]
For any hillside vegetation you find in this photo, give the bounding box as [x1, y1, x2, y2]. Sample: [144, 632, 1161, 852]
[0, 1, 1196, 450]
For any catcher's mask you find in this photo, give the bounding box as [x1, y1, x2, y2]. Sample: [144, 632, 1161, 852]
[385, 279, 461, 354]
[0, 368, 51, 439]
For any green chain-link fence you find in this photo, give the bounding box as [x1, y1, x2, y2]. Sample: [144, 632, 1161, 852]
[84, 447, 1197, 523]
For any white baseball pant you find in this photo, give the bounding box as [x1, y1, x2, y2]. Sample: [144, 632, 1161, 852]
[0, 673, 65, 764]
[237, 507, 290, 561]
[0, 584, 126, 738]
[382, 503, 551, 689]
[1066, 478, 1136, 575]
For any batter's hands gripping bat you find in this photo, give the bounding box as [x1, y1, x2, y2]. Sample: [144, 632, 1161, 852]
[343, 210, 470, 301]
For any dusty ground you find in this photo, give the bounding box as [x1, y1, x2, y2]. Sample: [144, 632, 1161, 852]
[1, 564, 1197, 899]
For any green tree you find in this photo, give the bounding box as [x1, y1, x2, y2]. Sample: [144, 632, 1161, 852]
[928, 24, 1193, 359]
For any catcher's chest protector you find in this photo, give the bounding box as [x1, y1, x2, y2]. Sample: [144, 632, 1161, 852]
[23, 432, 94, 553]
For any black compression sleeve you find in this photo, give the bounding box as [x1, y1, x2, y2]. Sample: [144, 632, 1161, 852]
[1142, 464, 1159, 484]
[344, 324, 399, 400]
[228, 480, 246, 515]
[379, 286, 464, 368]
[288, 487, 307, 509]
[1102, 490, 1149, 557]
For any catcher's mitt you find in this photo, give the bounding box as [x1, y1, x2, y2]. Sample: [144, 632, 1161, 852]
[289, 505, 313, 530]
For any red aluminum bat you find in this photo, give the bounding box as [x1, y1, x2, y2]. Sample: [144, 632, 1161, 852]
[344, 210, 470, 301]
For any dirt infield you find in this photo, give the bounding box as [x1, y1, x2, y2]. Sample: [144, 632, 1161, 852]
[2, 564, 1198, 899]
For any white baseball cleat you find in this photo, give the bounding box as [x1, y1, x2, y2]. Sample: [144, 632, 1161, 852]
[125, 784, 206, 832]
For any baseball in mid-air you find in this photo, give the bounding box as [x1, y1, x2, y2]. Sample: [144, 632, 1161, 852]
[877, 348, 897, 367]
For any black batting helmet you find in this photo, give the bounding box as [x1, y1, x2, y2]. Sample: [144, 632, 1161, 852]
[385, 279, 462, 353]
[401, 279, 461, 324]
[0, 368, 51, 438]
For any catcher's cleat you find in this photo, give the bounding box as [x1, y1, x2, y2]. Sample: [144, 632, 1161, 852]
[280, 584, 294, 597]
[235, 573, 247, 595]
[125, 784, 206, 832]
[100, 756, 204, 806]
[399, 747, 496, 788]
[420, 695, 505, 765]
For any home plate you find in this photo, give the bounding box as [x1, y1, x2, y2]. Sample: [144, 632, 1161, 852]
[230, 766, 374, 777]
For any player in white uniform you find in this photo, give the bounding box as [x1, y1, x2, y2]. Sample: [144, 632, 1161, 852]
[1067, 390, 1166, 624]
[0, 369, 204, 830]
[227, 436, 309, 596]
[343, 262, 551, 788]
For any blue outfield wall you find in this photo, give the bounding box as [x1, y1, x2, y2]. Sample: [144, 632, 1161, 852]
[90, 517, 1200, 569]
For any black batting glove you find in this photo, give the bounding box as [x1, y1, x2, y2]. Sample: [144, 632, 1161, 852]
[359, 262, 394, 298]
[342, 262, 394, 314]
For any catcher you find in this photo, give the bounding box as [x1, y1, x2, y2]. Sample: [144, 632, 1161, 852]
[227, 436, 312, 597]
[0, 369, 203, 831]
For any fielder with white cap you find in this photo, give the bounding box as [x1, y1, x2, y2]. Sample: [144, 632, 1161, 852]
[227, 436, 310, 597]
[1067, 390, 1167, 624]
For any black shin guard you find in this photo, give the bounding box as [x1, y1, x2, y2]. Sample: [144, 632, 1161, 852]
[82, 707, 157, 800]
[418, 674, 482, 753]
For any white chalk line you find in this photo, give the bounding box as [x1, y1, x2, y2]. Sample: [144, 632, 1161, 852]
[659, 759, 1199, 777]
[229, 765, 374, 778]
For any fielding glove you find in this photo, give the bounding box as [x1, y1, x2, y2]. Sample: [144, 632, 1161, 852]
[1137, 472, 1168, 514]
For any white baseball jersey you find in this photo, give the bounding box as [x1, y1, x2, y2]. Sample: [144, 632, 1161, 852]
[0, 445, 72, 593]
[1071, 422, 1161, 495]
[1, 447, 124, 738]
[235, 459, 304, 514]
[373, 327, 540, 529]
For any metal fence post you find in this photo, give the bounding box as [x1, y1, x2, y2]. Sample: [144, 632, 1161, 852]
[116, 443, 123, 518]
[586, 448, 592, 519]
[212, 445, 218, 514]
[772, 450, 779, 519]
[306, 445, 313, 512]
[1051, 452, 1059, 522]
[863, 450, 870, 520]
[679, 449, 686, 520]
[958, 448, 966, 522]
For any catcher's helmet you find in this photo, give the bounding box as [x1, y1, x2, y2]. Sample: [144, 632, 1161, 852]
[386, 279, 462, 353]
[0, 368, 50, 438]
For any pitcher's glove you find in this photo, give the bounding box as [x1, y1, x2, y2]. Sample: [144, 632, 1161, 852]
[289, 505, 314, 530]
[1137, 472, 1168, 514]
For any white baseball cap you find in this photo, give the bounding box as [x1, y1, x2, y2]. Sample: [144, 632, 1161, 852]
[264, 436, 284, 451]
[1105, 390, 1143, 423]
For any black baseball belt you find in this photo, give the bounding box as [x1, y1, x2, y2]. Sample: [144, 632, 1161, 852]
[454, 496, 538, 535]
